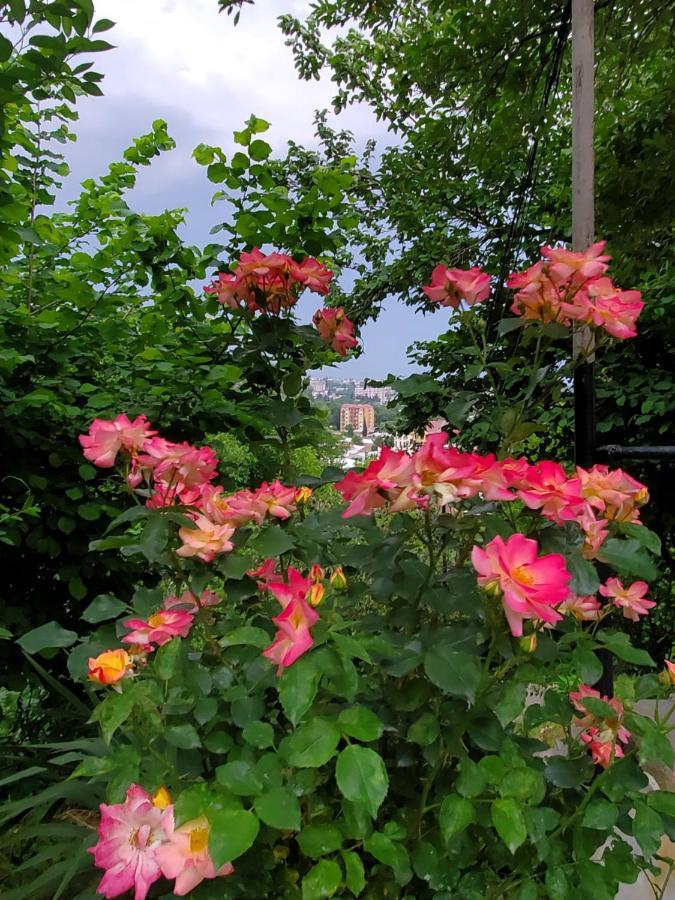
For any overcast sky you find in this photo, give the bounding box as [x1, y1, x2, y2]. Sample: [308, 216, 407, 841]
[62, 0, 447, 379]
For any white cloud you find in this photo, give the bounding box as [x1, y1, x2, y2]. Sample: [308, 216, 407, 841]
[89, 0, 383, 152]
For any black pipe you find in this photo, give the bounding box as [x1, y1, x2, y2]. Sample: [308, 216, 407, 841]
[595, 444, 675, 462]
[574, 362, 596, 468]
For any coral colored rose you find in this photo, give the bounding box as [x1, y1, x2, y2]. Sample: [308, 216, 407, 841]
[177, 515, 235, 562]
[162, 591, 200, 613]
[401, 434, 477, 510]
[471, 534, 570, 637]
[577, 464, 648, 522]
[313, 307, 359, 356]
[262, 594, 319, 674]
[88, 649, 133, 685]
[204, 271, 248, 309]
[580, 729, 625, 768]
[599, 578, 656, 621]
[336, 447, 414, 518]
[292, 257, 333, 295]
[541, 240, 610, 286]
[122, 609, 194, 650]
[89, 784, 172, 900]
[248, 558, 279, 590]
[557, 594, 602, 622]
[263, 567, 320, 673]
[140, 440, 218, 491]
[156, 814, 233, 896]
[563, 277, 644, 339]
[464, 453, 516, 502]
[267, 566, 313, 610]
[423, 265, 491, 308]
[79, 414, 156, 468]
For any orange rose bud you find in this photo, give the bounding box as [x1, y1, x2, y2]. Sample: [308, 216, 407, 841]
[329, 566, 347, 590]
[295, 486, 313, 505]
[152, 786, 172, 809]
[308, 583, 325, 608]
[309, 563, 325, 583]
[87, 648, 133, 685]
[519, 633, 537, 654]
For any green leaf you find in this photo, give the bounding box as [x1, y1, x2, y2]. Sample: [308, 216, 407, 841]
[573, 645, 603, 684]
[82, 594, 126, 623]
[216, 760, 263, 796]
[254, 787, 301, 830]
[92, 17, 115, 32]
[566, 554, 600, 595]
[220, 626, 270, 648]
[407, 712, 440, 746]
[341, 850, 366, 896]
[250, 527, 295, 557]
[18, 622, 78, 654]
[648, 791, 675, 818]
[302, 859, 342, 899]
[497, 318, 524, 335]
[633, 800, 663, 858]
[93, 690, 135, 744]
[209, 808, 259, 866]
[492, 681, 527, 728]
[363, 832, 412, 884]
[335, 746, 388, 818]
[597, 632, 655, 667]
[279, 656, 321, 726]
[424, 647, 481, 703]
[456, 756, 486, 798]
[544, 755, 594, 788]
[249, 139, 272, 161]
[165, 723, 201, 749]
[618, 523, 661, 556]
[582, 799, 618, 830]
[155, 637, 182, 679]
[580, 697, 620, 720]
[243, 720, 274, 748]
[138, 514, 169, 562]
[280, 718, 341, 768]
[298, 824, 343, 858]
[203, 731, 233, 754]
[338, 706, 384, 742]
[598, 538, 659, 581]
[491, 798, 527, 853]
[439, 795, 475, 842]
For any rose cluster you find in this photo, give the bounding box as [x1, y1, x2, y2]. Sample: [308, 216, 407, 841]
[203, 248, 359, 356]
[204, 247, 332, 313]
[569, 684, 631, 768]
[80, 414, 303, 562]
[335, 435, 655, 634]
[507, 241, 643, 339]
[89, 784, 233, 899]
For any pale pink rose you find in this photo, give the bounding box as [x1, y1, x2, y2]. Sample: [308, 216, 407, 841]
[79, 414, 156, 468]
[89, 784, 171, 900]
[471, 533, 570, 637]
[558, 594, 602, 622]
[541, 240, 610, 286]
[156, 813, 233, 896]
[599, 578, 656, 621]
[177, 515, 235, 562]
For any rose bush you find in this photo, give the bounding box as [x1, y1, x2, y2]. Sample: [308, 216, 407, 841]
[11, 245, 675, 899]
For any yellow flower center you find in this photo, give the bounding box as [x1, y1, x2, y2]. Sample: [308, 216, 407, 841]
[147, 613, 164, 628]
[512, 565, 535, 587]
[189, 826, 210, 854]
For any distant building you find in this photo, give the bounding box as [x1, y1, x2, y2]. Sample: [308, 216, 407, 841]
[339, 403, 376, 434]
[309, 378, 327, 397]
[354, 384, 397, 404]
